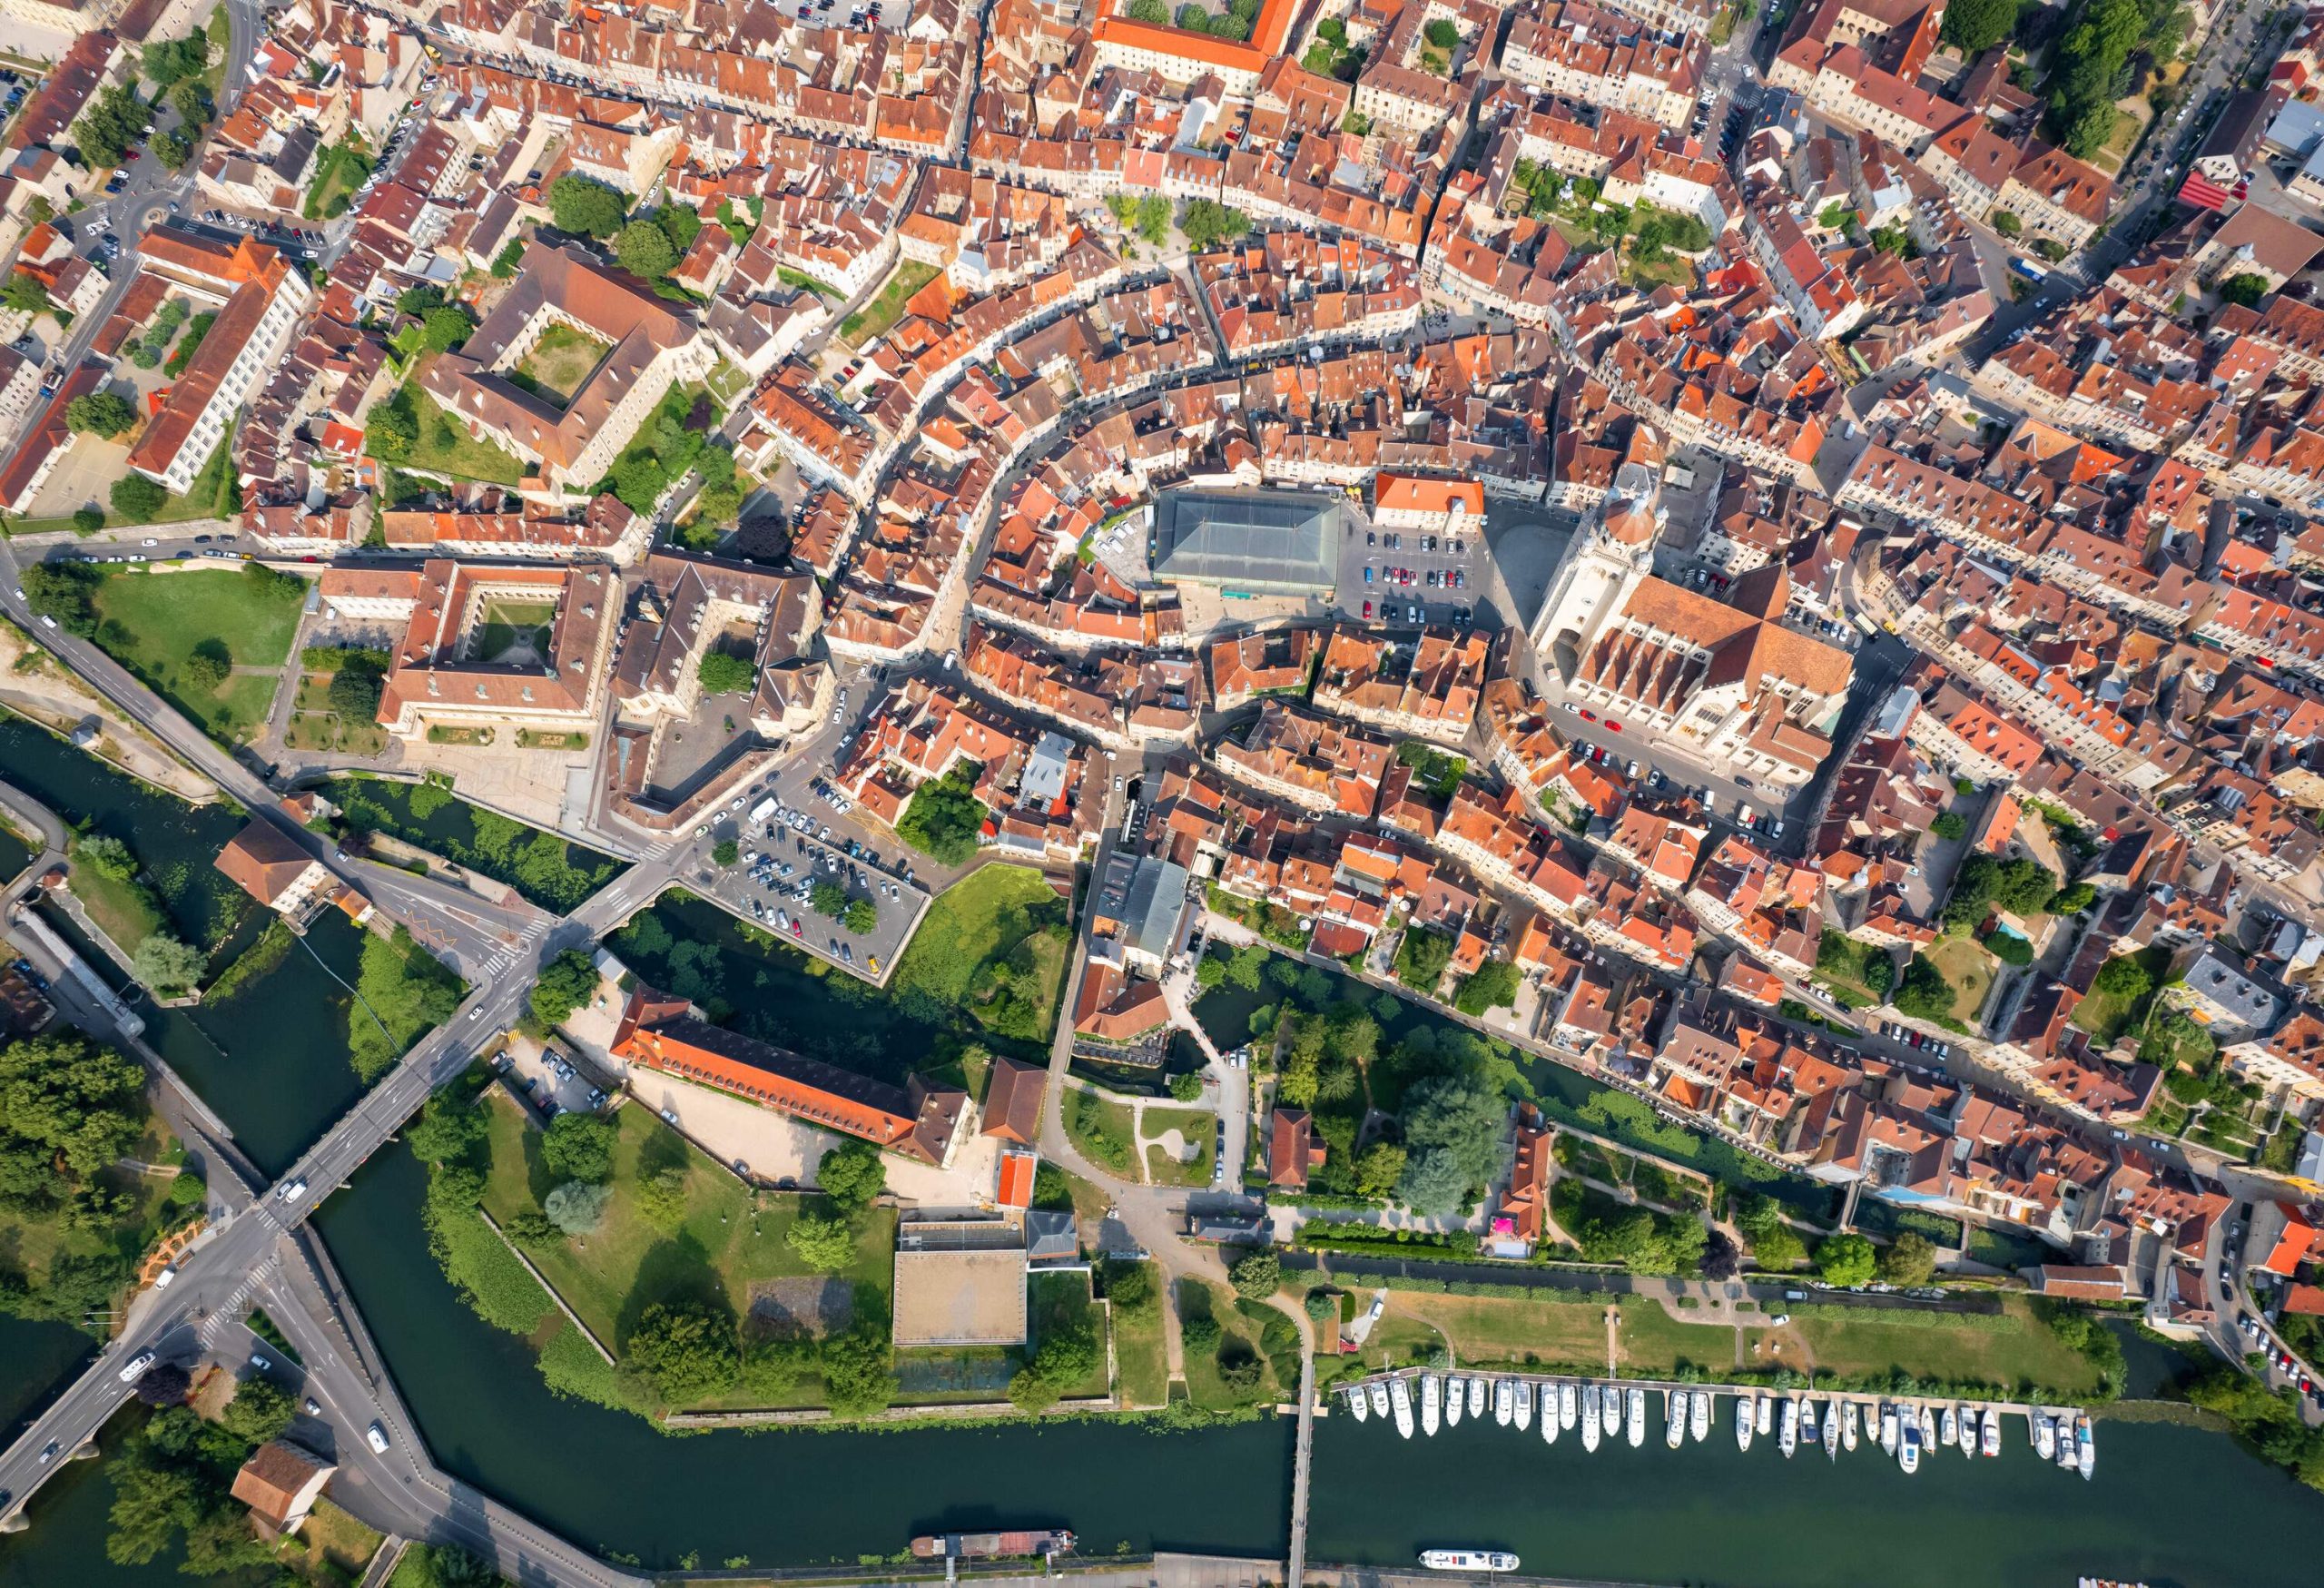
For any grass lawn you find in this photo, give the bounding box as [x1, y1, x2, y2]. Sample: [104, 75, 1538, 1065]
[1177, 1277, 1282, 1409]
[69, 853, 166, 952]
[1355, 1290, 1614, 1376]
[475, 1094, 895, 1368]
[1776, 1296, 2100, 1398]
[1814, 932, 1890, 1009]
[893, 864, 1070, 1050]
[2071, 945, 2171, 1046]
[1924, 936, 1999, 1027]
[1140, 1105, 1216, 1188]
[841, 260, 942, 347]
[286, 672, 387, 755]
[87, 567, 305, 743]
[1111, 1264, 1168, 1407]
[1062, 1086, 1136, 1178]
[513, 322, 610, 409]
[704, 357, 753, 409]
[1029, 1269, 1112, 1399]
[301, 140, 373, 221]
[475, 598, 556, 662]
[404, 382, 527, 485]
[270, 1498, 382, 1581]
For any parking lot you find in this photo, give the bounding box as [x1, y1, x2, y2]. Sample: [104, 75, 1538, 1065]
[1334, 515, 1484, 629]
[689, 778, 931, 984]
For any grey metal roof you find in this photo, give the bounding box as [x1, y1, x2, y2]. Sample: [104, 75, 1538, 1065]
[1119, 856, 1192, 960]
[1152, 488, 1346, 595]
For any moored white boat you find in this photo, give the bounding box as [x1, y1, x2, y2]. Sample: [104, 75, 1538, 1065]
[1691, 1388, 1710, 1444]
[1368, 1381, 1390, 1421]
[1420, 1550, 1519, 1573]
[1878, 1402, 1898, 1455]
[1493, 1378, 1513, 1427]
[1939, 1406, 1957, 1450]
[1841, 1398, 1859, 1453]
[1560, 1382, 1577, 1431]
[1779, 1397, 1798, 1458]
[1917, 1406, 1936, 1453]
[1514, 1379, 1533, 1432]
[1736, 1395, 1755, 1453]
[1899, 1420, 1921, 1475]
[2076, 1415, 2094, 1481]
[1664, 1389, 1684, 1449]
[1541, 1383, 1559, 1445]
[1602, 1382, 1620, 1440]
[1391, 1375, 1414, 1439]
[1581, 1385, 1601, 1453]
[1467, 1376, 1486, 1422]
[1756, 1394, 1772, 1438]
[1981, 1406, 1999, 1458]
[1957, 1405, 1976, 1459]
[1801, 1398, 1818, 1449]
[1627, 1387, 1646, 1448]
[2035, 1411, 2056, 1462]
[1422, 1374, 1441, 1437]
[1823, 1399, 1839, 1459]
[1446, 1376, 1465, 1428]
[1348, 1386, 1368, 1423]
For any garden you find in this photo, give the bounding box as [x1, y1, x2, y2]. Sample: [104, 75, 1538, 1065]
[321, 774, 628, 912]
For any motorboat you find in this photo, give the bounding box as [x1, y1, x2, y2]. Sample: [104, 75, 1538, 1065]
[1348, 1386, 1368, 1423]
[2055, 1414, 2076, 1471]
[2076, 1416, 2094, 1481]
[1690, 1388, 1710, 1444]
[1756, 1394, 1773, 1438]
[1939, 1406, 1957, 1450]
[1841, 1398, 1859, 1453]
[1467, 1376, 1486, 1422]
[1779, 1397, 1798, 1458]
[1736, 1395, 1755, 1453]
[1560, 1383, 1578, 1432]
[1602, 1382, 1621, 1441]
[1917, 1406, 1936, 1454]
[1957, 1406, 1976, 1459]
[1422, 1374, 1441, 1437]
[1421, 1551, 1519, 1573]
[1368, 1381, 1389, 1421]
[1581, 1387, 1601, 1454]
[1980, 1406, 1999, 1458]
[1493, 1378, 1513, 1427]
[1541, 1384, 1558, 1445]
[1878, 1402, 1898, 1455]
[1664, 1388, 1685, 1449]
[1391, 1375, 1413, 1439]
[1801, 1398, 1818, 1449]
[2034, 1411, 2056, 1463]
[1514, 1380, 1533, 1433]
[1446, 1376, 1465, 1428]
[1899, 1419, 1921, 1475]
[1627, 1387, 1646, 1448]
[1823, 1399, 1839, 1459]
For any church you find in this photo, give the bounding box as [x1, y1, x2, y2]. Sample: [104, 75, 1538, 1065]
[1528, 427, 1853, 791]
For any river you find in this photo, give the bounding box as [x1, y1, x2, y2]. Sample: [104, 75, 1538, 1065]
[9, 725, 2324, 1583]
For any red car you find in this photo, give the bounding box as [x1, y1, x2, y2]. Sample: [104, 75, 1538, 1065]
[1579, 708, 1596, 722]
[1362, 599, 1373, 619]
[1605, 719, 1623, 732]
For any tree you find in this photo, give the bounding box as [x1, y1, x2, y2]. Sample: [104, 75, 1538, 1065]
[220, 1376, 296, 1445]
[1700, 1229, 1739, 1281]
[0, 1031, 147, 1205]
[711, 837, 741, 867]
[615, 219, 678, 279]
[109, 474, 167, 520]
[541, 1110, 617, 1183]
[130, 933, 206, 994]
[104, 1459, 197, 1565]
[503, 1209, 562, 1250]
[1354, 1141, 1406, 1198]
[786, 1212, 858, 1272]
[810, 879, 850, 919]
[1178, 199, 1249, 253]
[66, 390, 138, 439]
[73, 506, 106, 536]
[134, 1361, 192, 1407]
[406, 1092, 488, 1167]
[1931, 812, 1967, 841]
[817, 1139, 886, 1217]
[656, 203, 703, 255]
[167, 78, 212, 128]
[0, 271, 49, 316]
[625, 1298, 740, 1405]
[528, 948, 598, 1029]
[819, 1326, 897, 1417]
[2220, 273, 2270, 309]
[543, 1179, 610, 1235]
[697, 650, 754, 695]
[843, 896, 878, 935]
[1815, 1231, 1878, 1288]
[1228, 1246, 1280, 1300]
[547, 174, 626, 238]
[368, 392, 419, 461]
[1398, 1074, 1504, 1191]
[1877, 1229, 1939, 1287]
[2094, 954, 2152, 1001]
[181, 637, 231, 692]
[2048, 881, 2097, 915]
[142, 35, 211, 87]
[1103, 1258, 1157, 1315]
[1168, 1070, 1204, 1102]
[1127, 0, 1169, 18]
[328, 659, 386, 718]
[895, 764, 988, 865]
[1393, 925, 1454, 991]
[1181, 1314, 1221, 1354]
[1423, 17, 1458, 48]
[1992, 210, 2023, 236]
[21, 560, 105, 635]
[740, 1332, 816, 1399]
[399, 1545, 499, 1588]
[1453, 960, 1521, 1015]
[1940, 0, 2018, 53]
[150, 129, 192, 168]
[72, 84, 149, 169]
[1892, 952, 1955, 1022]
[420, 305, 477, 352]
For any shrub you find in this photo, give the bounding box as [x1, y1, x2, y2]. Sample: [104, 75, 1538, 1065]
[1228, 1247, 1281, 1300]
[543, 1179, 610, 1236]
[109, 475, 167, 520]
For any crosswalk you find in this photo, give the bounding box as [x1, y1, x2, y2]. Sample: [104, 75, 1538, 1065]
[474, 918, 550, 981]
[198, 1254, 281, 1351]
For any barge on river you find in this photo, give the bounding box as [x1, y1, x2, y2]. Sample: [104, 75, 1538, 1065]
[911, 1529, 1075, 1561]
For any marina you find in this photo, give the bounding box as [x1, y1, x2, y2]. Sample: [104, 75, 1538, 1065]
[1339, 1370, 2095, 1480]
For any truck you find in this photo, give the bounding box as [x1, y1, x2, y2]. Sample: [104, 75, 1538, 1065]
[749, 796, 777, 824]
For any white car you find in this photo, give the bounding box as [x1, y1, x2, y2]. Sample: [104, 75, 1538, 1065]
[117, 1351, 156, 1384]
[367, 1422, 391, 1454]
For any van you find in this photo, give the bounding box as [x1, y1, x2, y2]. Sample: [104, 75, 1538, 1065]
[367, 1423, 391, 1454]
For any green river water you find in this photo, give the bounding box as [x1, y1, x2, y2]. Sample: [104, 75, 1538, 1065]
[8, 723, 2324, 1584]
